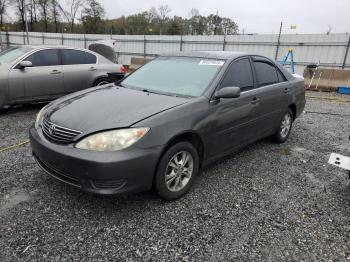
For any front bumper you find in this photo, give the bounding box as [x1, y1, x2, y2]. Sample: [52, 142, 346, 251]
[29, 126, 162, 195]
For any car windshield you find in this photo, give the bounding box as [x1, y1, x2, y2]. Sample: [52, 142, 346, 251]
[0, 47, 33, 64]
[121, 57, 225, 97]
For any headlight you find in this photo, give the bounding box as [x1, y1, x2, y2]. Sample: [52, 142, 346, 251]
[75, 128, 150, 151]
[35, 106, 46, 129]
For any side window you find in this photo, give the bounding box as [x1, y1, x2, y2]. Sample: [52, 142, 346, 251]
[220, 58, 254, 92]
[62, 49, 96, 65]
[26, 49, 59, 67]
[277, 69, 287, 82]
[254, 61, 279, 87]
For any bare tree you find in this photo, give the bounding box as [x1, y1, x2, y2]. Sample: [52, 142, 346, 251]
[58, 0, 86, 33]
[188, 8, 199, 18]
[148, 6, 158, 23]
[158, 4, 170, 35]
[0, 0, 9, 29]
[188, 8, 200, 35]
[37, 0, 50, 32]
[28, 0, 38, 30]
[13, 0, 26, 31]
[51, 0, 60, 33]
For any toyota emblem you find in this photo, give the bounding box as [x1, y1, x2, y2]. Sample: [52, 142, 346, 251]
[49, 124, 56, 135]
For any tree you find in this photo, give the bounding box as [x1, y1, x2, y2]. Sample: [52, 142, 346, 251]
[188, 8, 201, 35]
[27, 0, 38, 31]
[126, 12, 149, 34]
[37, 0, 50, 32]
[189, 8, 199, 18]
[157, 5, 170, 35]
[207, 13, 222, 35]
[58, 0, 86, 32]
[221, 17, 238, 35]
[13, 0, 26, 31]
[51, 0, 60, 33]
[0, 0, 9, 29]
[168, 16, 182, 35]
[81, 0, 105, 33]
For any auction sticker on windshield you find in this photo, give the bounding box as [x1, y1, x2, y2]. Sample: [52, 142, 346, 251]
[199, 60, 225, 66]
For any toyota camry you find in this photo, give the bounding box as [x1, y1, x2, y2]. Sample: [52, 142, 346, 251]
[29, 51, 305, 200]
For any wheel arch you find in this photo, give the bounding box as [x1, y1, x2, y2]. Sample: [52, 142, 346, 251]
[161, 131, 205, 164]
[153, 131, 205, 186]
[288, 103, 297, 121]
[92, 75, 111, 87]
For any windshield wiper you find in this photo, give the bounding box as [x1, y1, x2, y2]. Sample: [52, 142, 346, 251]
[141, 89, 162, 95]
[115, 82, 125, 88]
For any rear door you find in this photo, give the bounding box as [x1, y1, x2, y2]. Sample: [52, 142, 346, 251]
[251, 57, 291, 137]
[61, 49, 98, 93]
[207, 57, 261, 158]
[8, 49, 64, 100]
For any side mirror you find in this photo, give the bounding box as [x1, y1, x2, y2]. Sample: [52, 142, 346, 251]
[215, 86, 241, 99]
[18, 61, 33, 69]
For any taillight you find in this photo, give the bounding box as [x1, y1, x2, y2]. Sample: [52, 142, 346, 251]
[120, 65, 126, 73]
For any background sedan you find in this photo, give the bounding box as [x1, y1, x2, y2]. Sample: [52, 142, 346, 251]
[0, 46, 125, 108]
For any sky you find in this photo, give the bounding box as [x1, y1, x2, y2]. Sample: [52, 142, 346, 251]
[99, 0, 350, 34]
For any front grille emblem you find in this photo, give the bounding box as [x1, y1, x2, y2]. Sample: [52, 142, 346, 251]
[42, 117, 82, 144]
[49, 124, 56, 135]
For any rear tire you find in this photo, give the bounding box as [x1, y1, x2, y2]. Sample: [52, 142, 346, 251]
[273, 108, 293, 143]
[93, 78, 111, 87]
[155, 142, 199, 200]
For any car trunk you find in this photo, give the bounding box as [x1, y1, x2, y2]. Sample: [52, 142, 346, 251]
[88, 40, 116, 62]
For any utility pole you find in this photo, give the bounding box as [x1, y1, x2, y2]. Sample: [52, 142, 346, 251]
[275, 22, 283, 60]
[23, 0, 30, 45]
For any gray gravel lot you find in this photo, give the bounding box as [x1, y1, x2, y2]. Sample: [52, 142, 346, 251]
[0, 94, 350, 261]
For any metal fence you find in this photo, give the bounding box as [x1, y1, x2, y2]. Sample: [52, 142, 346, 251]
[1, 31, 350, 74]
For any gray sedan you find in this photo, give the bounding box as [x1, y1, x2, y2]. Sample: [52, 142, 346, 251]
[30, 51, 306, 200]
[0, 46, 125, 108]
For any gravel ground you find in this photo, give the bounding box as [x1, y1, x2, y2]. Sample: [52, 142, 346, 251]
[0, 94, 350, 261]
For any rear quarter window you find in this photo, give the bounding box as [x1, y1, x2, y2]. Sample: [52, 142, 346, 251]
[254, 61, 279, 87]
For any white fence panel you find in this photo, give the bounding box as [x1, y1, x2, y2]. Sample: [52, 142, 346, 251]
[2, 31, 350, 74]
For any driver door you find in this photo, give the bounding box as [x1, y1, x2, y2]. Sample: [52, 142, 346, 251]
[206, 57, 261, 158]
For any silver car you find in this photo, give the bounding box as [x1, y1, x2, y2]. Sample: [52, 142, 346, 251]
[0, 46, 125, 108]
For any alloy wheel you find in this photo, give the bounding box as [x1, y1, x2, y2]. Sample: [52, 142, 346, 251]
[280, 113, 292, 138]
[165, 151, 194, 192]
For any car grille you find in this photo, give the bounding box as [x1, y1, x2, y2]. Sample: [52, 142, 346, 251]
[42, 117, 82, 144]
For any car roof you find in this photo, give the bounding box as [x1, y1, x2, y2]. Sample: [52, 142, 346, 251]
[11, 45, 115, 64]
[160, 51, 249, 60]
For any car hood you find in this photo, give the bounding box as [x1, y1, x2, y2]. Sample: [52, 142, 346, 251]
[45, 85, 189, 134]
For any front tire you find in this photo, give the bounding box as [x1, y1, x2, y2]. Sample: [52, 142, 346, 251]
[155, 142, 199, 200]
[273, 109, 293, 143]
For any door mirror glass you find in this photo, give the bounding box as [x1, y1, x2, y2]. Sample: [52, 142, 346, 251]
[215, 86, 241, 99]
[19, 61, 33, 68]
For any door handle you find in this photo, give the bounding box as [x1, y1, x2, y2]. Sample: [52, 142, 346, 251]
[284, 88, 289, 93]
[251, 97, 260, 105]
[89, 67, 97, 71]
[51, 69, 61, 74]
